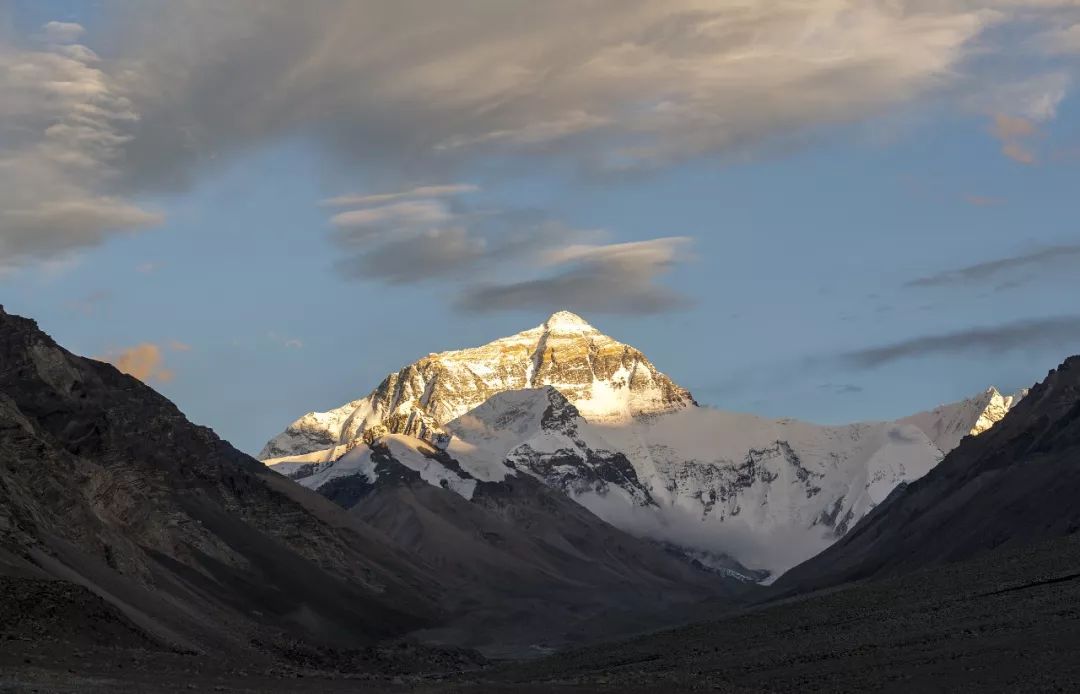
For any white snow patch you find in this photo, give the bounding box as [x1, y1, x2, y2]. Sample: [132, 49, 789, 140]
[382, 435, 478, 500]
[297, 446, 378, 490]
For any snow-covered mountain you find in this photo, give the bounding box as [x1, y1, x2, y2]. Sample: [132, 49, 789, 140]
[263, 311, 1024, 581]
[260, 311, 694, 459]
[899, 386, 1026, 453]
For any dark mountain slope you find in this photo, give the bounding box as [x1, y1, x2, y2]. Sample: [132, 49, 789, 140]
[777, 355, 1080, 594]
[305, 439, 749, 656]
[0, 307, 443, 658]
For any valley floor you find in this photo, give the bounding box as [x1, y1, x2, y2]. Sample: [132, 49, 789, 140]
[5, 533, 1080, 693]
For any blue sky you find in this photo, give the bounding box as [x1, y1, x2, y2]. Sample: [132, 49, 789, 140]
[2, 1, 1080, 454]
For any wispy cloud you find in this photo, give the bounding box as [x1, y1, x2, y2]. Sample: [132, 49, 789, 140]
[458, 238, 693, 315]
[905, 243, 1080, 288]
[1035, 23, 1080, 55]
[329, 200, 453, 230]
[322, 183, 689, 312]
[321, 184, 478, 208]
[327, 184, 583, 282]
[267, 332, 304, 350]
[38, 21, 86, 44]
[0, 22, 162, 267]
[817, 383, 864, 395]
[838, 315, 1080, 368]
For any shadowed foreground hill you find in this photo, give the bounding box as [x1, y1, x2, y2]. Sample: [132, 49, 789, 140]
[0, 306, 449, 665]
[777, 354, 1080, 594]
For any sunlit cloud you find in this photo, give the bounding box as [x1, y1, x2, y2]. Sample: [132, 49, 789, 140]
[989, 114, 1039, 164]
[98, 343, 175, 383]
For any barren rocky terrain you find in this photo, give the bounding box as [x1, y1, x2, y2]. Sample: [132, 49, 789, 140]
[5, 533, 1080, 692]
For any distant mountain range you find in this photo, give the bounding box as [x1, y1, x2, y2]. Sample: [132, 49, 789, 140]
[262, 311, 1025, 579]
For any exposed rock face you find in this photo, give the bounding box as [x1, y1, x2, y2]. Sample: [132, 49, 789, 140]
[778, 356, 1080, 593]
[260, 311, 695, 458]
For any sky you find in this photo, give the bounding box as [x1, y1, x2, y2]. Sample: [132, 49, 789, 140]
[2, 0, 1079, 455]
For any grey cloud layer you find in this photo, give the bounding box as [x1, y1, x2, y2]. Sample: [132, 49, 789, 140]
[840, 315, 1080, 368]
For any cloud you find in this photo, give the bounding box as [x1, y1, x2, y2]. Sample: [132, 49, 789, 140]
[989, 114, 1039, 164]
[972, 71, 1069, 164]
[167, 340, 192, 352]
[330, 200, 452, 230]
[40, 21, 86, 44]
[86, 1, 1033, 186]
[838, 315, 1080, 368]
[905, 243, 1080, 288]
[324, 182, 692, 312]
[1036, 23, 1080, 54]
[98, 343, 174, 383]
[267, 332, 304, 350]
[6, 2, 1080, 265]
[963, 194, 1005, 207]
[458, 237, 693, 315]
[338, 226, 486, 284]
[0, 23, 162, 267]
[325, 183, 626, 298]
[321, 184, 478, 207]
[136, 261, 158, 274]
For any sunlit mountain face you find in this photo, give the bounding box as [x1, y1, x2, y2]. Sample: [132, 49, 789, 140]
[3, 2, 1080, 691]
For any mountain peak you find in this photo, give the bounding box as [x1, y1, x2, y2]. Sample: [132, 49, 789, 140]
[543, 310, 595, 332]
[260, 311, 695, 458]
